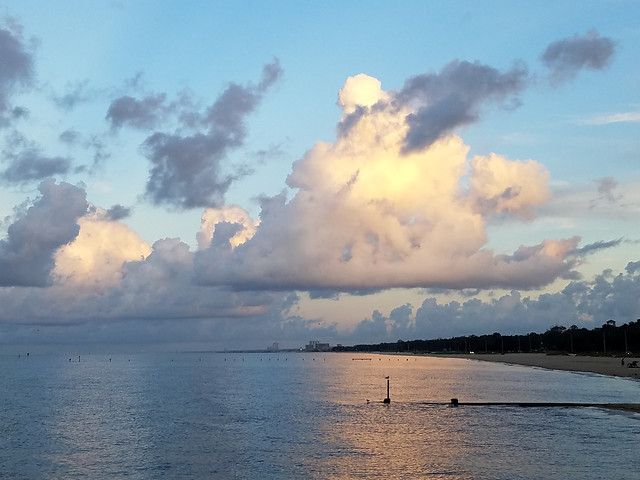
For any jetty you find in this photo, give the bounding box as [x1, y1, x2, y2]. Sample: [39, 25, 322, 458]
[438, 398, 640, 411]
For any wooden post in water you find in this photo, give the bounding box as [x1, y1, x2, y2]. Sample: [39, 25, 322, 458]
[383, 376, 390, 403]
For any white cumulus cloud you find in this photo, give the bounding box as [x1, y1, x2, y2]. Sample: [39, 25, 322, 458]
[195, 74, 577, 291]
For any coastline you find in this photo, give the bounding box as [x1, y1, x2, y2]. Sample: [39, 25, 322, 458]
[442, 352, 640, 379]
[437, 352, 640, 413]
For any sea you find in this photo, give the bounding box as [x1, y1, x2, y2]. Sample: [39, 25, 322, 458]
[1, 352, 639, 480]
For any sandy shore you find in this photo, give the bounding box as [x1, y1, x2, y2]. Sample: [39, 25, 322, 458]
[446, 352, 640, 379]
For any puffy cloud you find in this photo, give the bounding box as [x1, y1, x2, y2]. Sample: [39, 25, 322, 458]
[0, 227, 279, 327]
[100, 238, 276, 321]
[541, 30, 615, 84]
[194, 74, 576, 291]
[197, 205, 259, 250]
[338, 74, 390, 114]
[0, 20, 34, 125]
[142, 59, 283, 209]
[468, 153, 550, 219]
[53, 207, 152, 293]
[0, 179, 87, 286]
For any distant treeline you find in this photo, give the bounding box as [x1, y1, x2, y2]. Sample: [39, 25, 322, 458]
[333, 319, 640, 356]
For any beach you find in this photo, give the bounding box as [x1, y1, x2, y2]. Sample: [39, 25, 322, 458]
[450, 352, 640, 379]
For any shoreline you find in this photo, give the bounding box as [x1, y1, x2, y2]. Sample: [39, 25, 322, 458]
[439, 352, 640, 379]
[434, 352, 640, 413]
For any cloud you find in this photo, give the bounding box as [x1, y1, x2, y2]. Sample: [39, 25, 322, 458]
[0, 19, 34, 125]
[541, 30, 615, 84]
[596, 176, 618, 200]
[337, 62, 528, 153]
[468, 153, 550, 219]
[105, 204, 131, 220]
[106, 93, 167, 130]
[141, 58, 283, 209]
[397, 60, 528, 152]
[56, 130, 111, 172]
[197, 205, 259, 250]
[0, 236, 278, 328]
[1, 145, 70, 183]
[53, 207, 152, 293]
[579, 111, 640, 125]
[591, 176, 623, 208]
[0, 179, 88, 286]
[143, 132, 236, 209]
[350, 260, 640, 342]
[52, 79, 93, 111]
[574, 239, 623, 256]
[194, 74, 576, 292]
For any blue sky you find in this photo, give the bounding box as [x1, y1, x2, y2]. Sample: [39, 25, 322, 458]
[0, 1, 639, 352]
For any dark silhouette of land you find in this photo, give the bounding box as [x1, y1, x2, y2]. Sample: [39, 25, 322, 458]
[334, 319, 640, 357]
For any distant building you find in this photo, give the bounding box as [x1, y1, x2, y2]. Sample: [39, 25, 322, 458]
[268, 342, 279, 352]
[305, 340, 330, 352]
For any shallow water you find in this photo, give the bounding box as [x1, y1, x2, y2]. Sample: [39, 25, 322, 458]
[1, 352, 639, 479]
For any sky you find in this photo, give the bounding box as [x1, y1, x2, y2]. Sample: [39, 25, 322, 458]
[0, 1, 639, 353]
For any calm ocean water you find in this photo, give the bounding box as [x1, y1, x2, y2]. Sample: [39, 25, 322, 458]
[1, 352, 639, 479]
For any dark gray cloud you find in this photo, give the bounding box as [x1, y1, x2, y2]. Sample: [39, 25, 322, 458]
[0, 179, 87, 286]
[0, 21, 34, 125]
[143, 132, 235, 208]
[143, 58, 283, 209]
[575, 238, 623, 256]
[626, 261, 640, 275]
[1, 146, 70, 183]
[106, 204, 131, 221]
[397, 60, 528, 152]
[106, 93, 167, 130]
[541, 30, 615, 84]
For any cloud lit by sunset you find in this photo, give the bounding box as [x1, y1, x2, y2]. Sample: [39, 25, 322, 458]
[195, 73, 572, 291]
